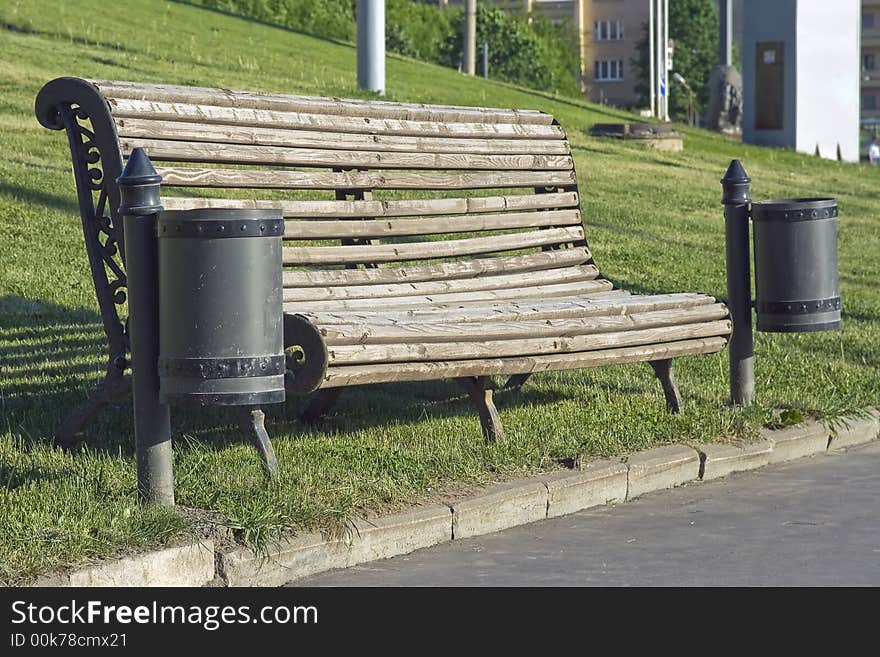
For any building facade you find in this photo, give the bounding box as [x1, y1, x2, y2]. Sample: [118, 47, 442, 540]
[862, 0, 880, 121]
[439, 0, 743, 109]
[443, 0, 645, 106]
[742, 0, 859, 162]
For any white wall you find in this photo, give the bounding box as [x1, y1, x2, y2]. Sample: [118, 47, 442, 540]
[742, 0, 798, 149]
[795, 0, 860, 162]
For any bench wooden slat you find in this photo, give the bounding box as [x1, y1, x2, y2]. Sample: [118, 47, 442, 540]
[296, 293, 713, 325]
[320, 337, 729, 386]
[94, 79, 554, 125]
[162, 192, 580, 219]
[109, 99, 565, 139]
[123, 137, 574, 171]
[283, 210, 580, 240]
[327, 320, 732, 364]
[281, 249, 591, 287]
[281, 226, 584, 265]
[156, 167, 577, 190]
[320, 305, 729, 345]
[283, 279, 613, 309]
[283, 265, 599, 301]
[117, 118, 571, 155]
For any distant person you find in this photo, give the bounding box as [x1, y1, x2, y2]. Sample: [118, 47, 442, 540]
[869, 139, 880, 166]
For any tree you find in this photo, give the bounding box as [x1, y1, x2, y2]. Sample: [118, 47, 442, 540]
[439, 6, 580, 97]
[632, 0, 720, 122]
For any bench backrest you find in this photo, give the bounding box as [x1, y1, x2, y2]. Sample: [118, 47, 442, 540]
[36, 78, 593, 344]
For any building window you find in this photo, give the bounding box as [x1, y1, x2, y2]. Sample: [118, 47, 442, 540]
[594, 20, 623, 41]
[864, 12, 875, 29]
[594, 60, 624, 81]
[863, 93, 877, 111]
[865, 53, 876, 71]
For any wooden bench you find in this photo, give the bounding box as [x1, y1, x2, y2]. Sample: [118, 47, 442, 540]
[36, 77, 731, 457]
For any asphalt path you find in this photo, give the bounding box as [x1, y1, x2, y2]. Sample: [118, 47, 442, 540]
[294, 442, 880, 586]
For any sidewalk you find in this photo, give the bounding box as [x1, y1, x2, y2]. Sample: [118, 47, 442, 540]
[293, 441, 880, 586]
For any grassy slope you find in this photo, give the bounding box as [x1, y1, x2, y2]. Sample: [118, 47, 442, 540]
[1, 0, 878, 584]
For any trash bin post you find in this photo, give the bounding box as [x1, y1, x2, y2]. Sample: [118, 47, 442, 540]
[118, 148, 175, 506]
[721, 159, 755, 407]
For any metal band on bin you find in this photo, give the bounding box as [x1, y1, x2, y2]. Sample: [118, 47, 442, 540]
[757, 297, 841, 316]
[158, 355, 287, 379]
[751, 198, 838, 222]
[157, 208, 284, 238]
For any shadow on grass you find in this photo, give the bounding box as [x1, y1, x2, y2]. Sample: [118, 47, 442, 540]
[1, 295, 581, 459]
[0, 463, 67, 491]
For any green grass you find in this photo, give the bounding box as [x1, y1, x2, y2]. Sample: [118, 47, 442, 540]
[1, 0, 878, 585]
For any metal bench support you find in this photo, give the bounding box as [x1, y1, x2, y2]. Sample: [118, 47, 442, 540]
[649, 359, 682, 413]
[457, 376, 504, 442]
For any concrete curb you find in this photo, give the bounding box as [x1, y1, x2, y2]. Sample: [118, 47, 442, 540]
[451, 479, 548, 539]
[32, 409, 879, 587]
[625, 444, 701, 499]
[697, 439, 774, 481]
[543, 459, 628, 518]
[766, 422, 830, 464]
[827, 409, 880, 451]
[33, 540, 215, 587]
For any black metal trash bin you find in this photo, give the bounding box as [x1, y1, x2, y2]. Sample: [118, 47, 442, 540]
[751, 197, 841, 332]
[157, 208, 286, 405]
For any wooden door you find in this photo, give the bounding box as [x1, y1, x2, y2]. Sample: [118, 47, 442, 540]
[755, 41, 785, 130]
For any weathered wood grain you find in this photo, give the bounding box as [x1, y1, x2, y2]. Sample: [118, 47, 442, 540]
[155, 167, 578, 190]
[320, 338, 729, 386]
[94, 79, 554, 124]
[283, 279, 614, 310]
[161, 192, 580, 218]
[123, 137, 574, 171]
[281, 210, 580, 240]
[117, 118, 571, 155]
[109, 99, 564, 138]
[281, 249, 592, 287]
[319, 304, 730, 345]
[281, 226, 584, 265]
[326, 320, 732, 364]
[282, 265, 600, 301]
[294, 293, 714, 325]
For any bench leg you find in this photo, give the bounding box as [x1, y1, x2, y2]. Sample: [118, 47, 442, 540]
[649, 359, 682, 413]
[300, 388, 344, 426]
[54, 368, 131, 449]
[457, 376, 504, 443]
[234, 406, 278, 479]
[503, 373, 531, 390]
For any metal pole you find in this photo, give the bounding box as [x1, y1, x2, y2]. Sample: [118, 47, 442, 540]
[357, 0, 385, 95]
[649, 0, 655, 117]
[662, 0, 669, 121]
[482, 42, 489, 79]
[721, 159, 755, 407]
[464, 0, 477, 76]
[118, 148, 175, 506]
[719, 0, 732, 68]
[655, 0, 663, 120]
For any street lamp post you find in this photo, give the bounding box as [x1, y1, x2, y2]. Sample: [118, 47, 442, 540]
[673, 72, 695, 126]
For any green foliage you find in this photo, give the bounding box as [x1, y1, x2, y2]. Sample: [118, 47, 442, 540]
[633, 0, 722, 120]
[193, 0, 578, 96]
[385, 0, 458, 62]
[195, 0, 356, 41]
[439, 6, 579, 96]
